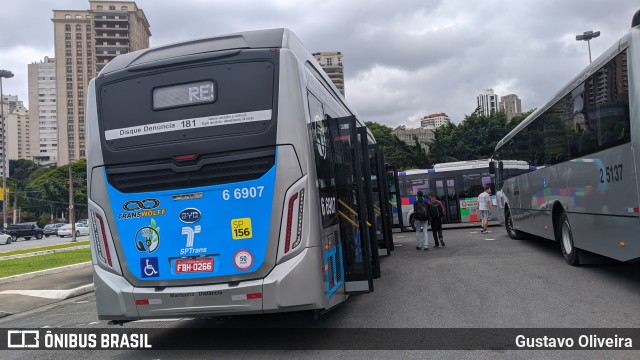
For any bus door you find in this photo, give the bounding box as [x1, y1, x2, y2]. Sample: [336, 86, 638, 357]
[434, 178, 460, 223]
[328, 115, 375, 293]
[386, 165, 403, 229]
[369, 143, 394, 256]
[358, 127, 381, 278]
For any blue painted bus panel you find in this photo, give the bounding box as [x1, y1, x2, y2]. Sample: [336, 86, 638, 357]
[105, 160, 277, 281]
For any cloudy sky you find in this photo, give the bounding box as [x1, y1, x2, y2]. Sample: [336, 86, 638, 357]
[0, 0, 637, 127]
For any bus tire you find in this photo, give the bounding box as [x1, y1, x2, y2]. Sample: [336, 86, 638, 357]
[505, 208, 524, 240]
[558, 213, 579, 266]
[409, 215, 416, 232]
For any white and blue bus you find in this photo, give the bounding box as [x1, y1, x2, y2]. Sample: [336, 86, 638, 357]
[395, 160, 529, 230]
[86, 29, 392, 323]
[491, 13, 640, 266]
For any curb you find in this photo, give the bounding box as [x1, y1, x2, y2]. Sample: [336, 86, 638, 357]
[0, 245, 90, 261]
[0, 261, 92, 285]
[0, 283, 95, 300]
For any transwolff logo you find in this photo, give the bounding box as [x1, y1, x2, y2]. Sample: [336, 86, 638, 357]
[180, 226, 206, 255]
[119, 199, 166, 220]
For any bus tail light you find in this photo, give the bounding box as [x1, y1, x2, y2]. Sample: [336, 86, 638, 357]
[284, 193, 299, 253]
[284, 188, 305, 253]
[91, 211, 112, 267]
[292, 189, 305, 250]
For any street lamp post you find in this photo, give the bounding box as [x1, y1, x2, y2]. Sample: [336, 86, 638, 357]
[576, 30, 601, 64]
[0, 69, 14, 230]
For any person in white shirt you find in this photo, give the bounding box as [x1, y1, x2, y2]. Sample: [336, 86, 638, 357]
[477, 186, 492, 233]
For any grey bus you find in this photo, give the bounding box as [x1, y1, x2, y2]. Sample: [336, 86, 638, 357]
[490, 13, 640, 266]
[86, 29, 393, 323]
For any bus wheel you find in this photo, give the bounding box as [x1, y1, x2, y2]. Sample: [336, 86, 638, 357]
[505, 208, 523, 240]
[409, 215, 416, 232]
[558, 213, 579, 266]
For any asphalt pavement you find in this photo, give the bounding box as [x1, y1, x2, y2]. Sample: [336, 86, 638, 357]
[0, 226, 639, 359]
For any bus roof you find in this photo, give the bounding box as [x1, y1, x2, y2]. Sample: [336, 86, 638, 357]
[100, 28, 288, 74]
[494, 28, 635, 151]
[98, 28, 374, 143]
[399, 159, 531, 175]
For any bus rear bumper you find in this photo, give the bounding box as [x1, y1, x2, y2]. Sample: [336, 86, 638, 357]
[94, 246, 324, 321]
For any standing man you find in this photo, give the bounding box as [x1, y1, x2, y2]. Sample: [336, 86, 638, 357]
[428, 193, 445, 247]
[413, 191, 429, 251]
[477, 186, 492, 233]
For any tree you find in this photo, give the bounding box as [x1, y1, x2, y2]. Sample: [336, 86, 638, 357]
[21, 160, 88, 223]
[366, 121, 429, 170]
[9, 160, 41, 187]
[427, 110, 535, 164]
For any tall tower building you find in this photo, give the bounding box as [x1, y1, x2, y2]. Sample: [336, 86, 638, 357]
[52, 1, 151, 164]
[313, 51, 345, 96]
[477, 88, 499, 116]
[499, 94, 522, 120]
[1, 94, 24, 177]
[6, 105, 32, 161]
[28, 56, 58, 166]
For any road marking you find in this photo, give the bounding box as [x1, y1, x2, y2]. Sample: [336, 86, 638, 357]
[484, 238, 496, 241]
[0, 284, 93, 299]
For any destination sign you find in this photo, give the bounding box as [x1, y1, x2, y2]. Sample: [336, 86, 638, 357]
[153, 81, 216, 109]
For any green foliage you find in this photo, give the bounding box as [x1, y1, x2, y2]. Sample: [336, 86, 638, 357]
[427, 110, 534, 164]
[9, 160, 40, 188]
[19, 160, 88, 223]
[366, 121, 429, 170]
[0, 248, 91, 278]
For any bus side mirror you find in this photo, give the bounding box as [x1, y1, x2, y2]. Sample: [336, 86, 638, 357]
[489, 161, 495, 174]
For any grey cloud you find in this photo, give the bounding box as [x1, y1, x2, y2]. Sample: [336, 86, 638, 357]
[1, 0, 638, 127]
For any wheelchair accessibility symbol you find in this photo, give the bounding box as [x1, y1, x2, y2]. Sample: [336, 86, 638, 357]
[140, 257, 159, 278]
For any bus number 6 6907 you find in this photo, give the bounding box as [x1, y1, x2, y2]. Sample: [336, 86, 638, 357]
[222, 186, 265, 200]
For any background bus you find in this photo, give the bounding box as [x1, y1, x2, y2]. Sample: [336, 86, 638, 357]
[491, 15, 640, 266]
[86, 28, 393, 323]
[396, 160, 498, 230]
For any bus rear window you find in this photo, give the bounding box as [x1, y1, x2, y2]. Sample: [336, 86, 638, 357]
[98, 60, 275, 149]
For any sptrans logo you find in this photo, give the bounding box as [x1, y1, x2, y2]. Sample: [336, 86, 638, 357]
[118, 199, 166, 220]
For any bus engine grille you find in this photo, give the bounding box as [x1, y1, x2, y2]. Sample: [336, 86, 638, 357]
[106, 152, 275, 193]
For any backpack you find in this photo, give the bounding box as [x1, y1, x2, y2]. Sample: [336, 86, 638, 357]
[414, 200, 428, 221]
[430, 200, 444, 219]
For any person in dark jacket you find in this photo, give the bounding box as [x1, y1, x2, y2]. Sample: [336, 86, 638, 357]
[428, 193, 446, 247]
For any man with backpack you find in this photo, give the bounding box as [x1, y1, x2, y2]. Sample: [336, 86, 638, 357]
[413, 191, 429, 251]
[428, 193, 446, 248]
